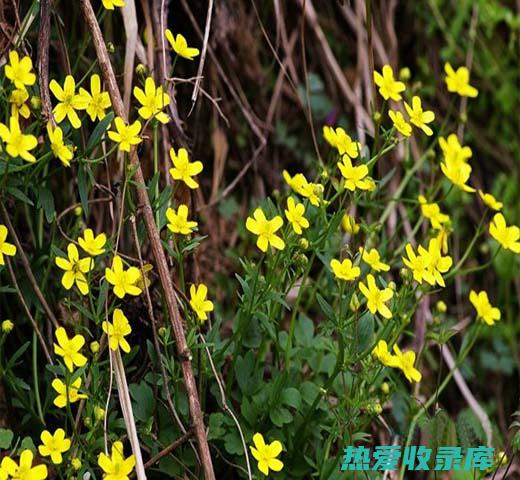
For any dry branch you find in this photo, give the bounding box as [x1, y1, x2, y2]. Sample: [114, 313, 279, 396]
[78, 1, 215, 478]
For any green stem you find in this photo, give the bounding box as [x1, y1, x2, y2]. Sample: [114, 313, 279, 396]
[153, 123, 160, 227]
[33, 331, 45, 425]
[399, 324, 481, 480]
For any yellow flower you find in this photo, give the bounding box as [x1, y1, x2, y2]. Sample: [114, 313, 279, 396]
[52, 377, 87, 408]
[165, 29, 200, 60]
[440, 159, 475, 193]
[4, 51, 36, 88]
[404, 96, 435, 136]
[358, 274, 393, 319]
[330, 258, 360, 281]
[360, 248, 390, 272]
[10, 88, 31, 119]
[54, 327, 87, 372]
[402, 243, 434, 285]
[373, 65, 405, 101]
[282, 171, 323, 206]
[337, 156, 370, 191]
[250, 433, 283, 476]
[49, 75, 84, 129]
[342, 214, 360, 234]
[392, 344, 422, 383]
[38, 428, 71, 465]
[98, 441, 135, 480]
[418, 195, 450, 230]
[418, 238, 452, 287]
[105, 255, 142, 299]
[103, 308, 132, 353]
[444, 63, 478, 98]
[0, 116, 38, 162]
[372, 340, 398, 367]
[284, 197, 309, 235]
[1, 320, 14, 333]
[108, 117, 142, 152]
[469, 290, 500, 326]
[134, 77, 170, 124]
[189, 284, 214, 322]
[439, 134, 472, 165]
[102, 0, 125, 9]
[246, 208, 285, 252]
[478, 191, 502, 211]
[388, 110, 412, 137]
[322, 126, 361, 158]
[55, 244, 94, 295]
[489, 213, 520, 253]
[78, 229, 107, 256]
[166, 204, 198, 235]
[76, 74, 112, 122]
[1, 450, 47, 480]
[168, 147, 203, 189]
[0, 224, 17, 265]
[47, 123, 73, 167]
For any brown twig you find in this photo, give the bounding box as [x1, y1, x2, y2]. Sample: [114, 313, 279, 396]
[129, 215, 200, 463]
[79, 2, 215, 478]
[142, 431, 193, 471]
[1, 204, 59, 329]
[36, 0, 54, 124]
[5, 258, 53, 364]
[189, 0, 214, 111]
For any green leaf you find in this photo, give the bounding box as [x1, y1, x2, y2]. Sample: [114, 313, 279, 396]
[269, 406, 293, 427]
[0, 429, 13, 449]
[6, 186, 33, 206]
[20, 436, 36, 453]
[77, 166, 90, 216]
[281, 387, 302, 409]
[294, 314, 314, 347]
[235, 351, 262, 395]
[36, 187, 55, 223]
[129, 382, 155, 422]
[86, 111, 114, 151]
[316, 293, 335, 321]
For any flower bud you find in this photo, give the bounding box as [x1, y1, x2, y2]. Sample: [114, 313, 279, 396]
[399, 267, 410, 280]
[479, 242, 490, 255]
[83, 417, 91, 428]
[380, 382, 390, 395]
[74, 206, 82, 217]
[94, 406, 105, 422]
[373, 111, 382, 122]
[373, 402, 383, 415]
[1, 320, 14, 333]
[436, 300, 447, 313]
[399, 67, 411, 82]
[30, 96, 41, 111]
[299, 238, 309, 250]
[271, 189, 280, 201]
[158, 327, 167, 338]
[71, 458, 81, 471]
[90, 341, 100, 354]
[388, 281, 396, 291]
[320, 169, 329, 180]
[495, 451, 508, 467]
[107, 42, 115, 54]
[135, 63, 147, 76]
[349, 292, 360, 312]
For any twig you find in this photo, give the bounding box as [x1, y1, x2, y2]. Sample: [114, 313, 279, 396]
[189, 0, 214, 111]
[199, 334, 252, 480]
[442, 345, 493, 447]
[5, 258, 53, 364]
[129, 215, 200, 463]
[1, 204, 59, 329]
[79, 2, 215, 478]
[112, 348, 147, 479]
[142, 431, 193, 470]
[36, 0, 54, 124]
